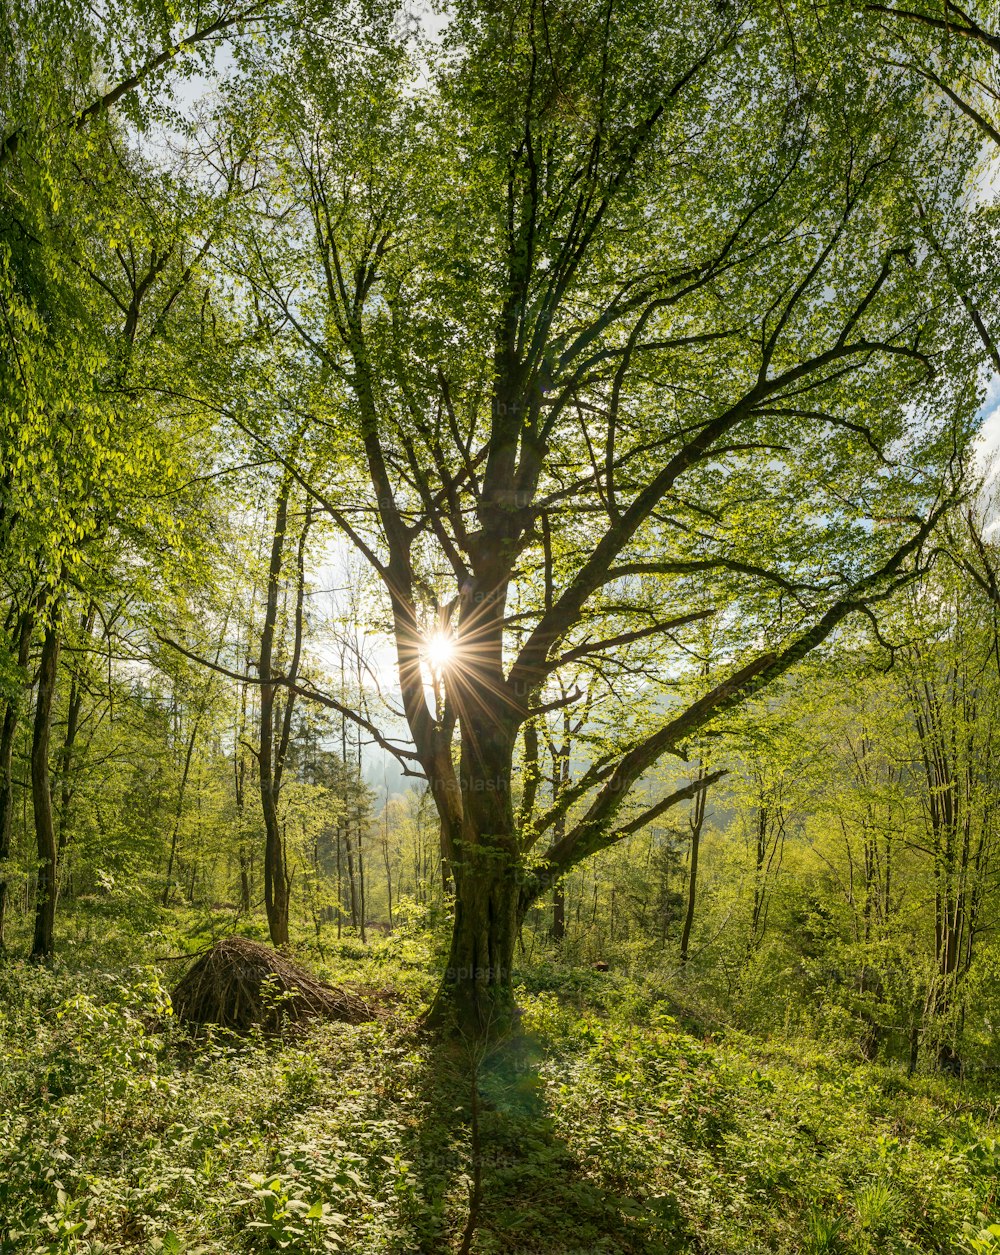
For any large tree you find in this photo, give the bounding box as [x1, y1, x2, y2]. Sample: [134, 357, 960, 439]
[217, 0, 984, 1031]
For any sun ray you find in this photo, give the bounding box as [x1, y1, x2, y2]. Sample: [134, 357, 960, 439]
[424, 631, 456, 670]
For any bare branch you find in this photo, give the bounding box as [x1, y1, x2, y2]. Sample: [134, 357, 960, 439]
[155, 631, 423, 769]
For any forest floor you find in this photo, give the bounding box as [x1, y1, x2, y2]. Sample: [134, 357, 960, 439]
[1, 905, 998, 1255]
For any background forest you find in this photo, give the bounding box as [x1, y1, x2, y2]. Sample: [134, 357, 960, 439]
[4, 0, 1000, 1252]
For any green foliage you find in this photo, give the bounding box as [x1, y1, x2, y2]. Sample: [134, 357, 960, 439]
[1, 938, 997, 1254]
[964, 1221, 1000, 1255]
[237, 1175, 347, 1252]
[4, 0, 1000, 1248]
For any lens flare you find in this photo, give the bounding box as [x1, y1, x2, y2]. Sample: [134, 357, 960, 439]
[424, 631, 456, 670]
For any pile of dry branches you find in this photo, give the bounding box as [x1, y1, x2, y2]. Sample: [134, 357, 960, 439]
[170, 936, 373, 1033]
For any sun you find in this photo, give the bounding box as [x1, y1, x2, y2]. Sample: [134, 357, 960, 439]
[424, 631, 456, 670]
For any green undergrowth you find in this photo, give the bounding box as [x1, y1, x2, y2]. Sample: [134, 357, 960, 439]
[0, 927, 997, 1254]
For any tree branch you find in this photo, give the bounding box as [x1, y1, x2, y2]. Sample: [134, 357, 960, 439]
[522, 493, 954, 896]
[0, 4, 270, 167]
[155, 631, 424, 769]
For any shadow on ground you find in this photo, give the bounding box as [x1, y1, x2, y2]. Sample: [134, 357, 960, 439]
[396, 1026, 693, 1255]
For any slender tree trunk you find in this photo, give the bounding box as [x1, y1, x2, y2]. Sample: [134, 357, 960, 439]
[260, 479, 293, 947]
[0, 612, 32, 946]
[750, 803, 768, 948]
[237, 751, 252, 914]
[440, 813, 453, 893]
[356, 734, 367, 943]
[56, 677, 82, 850]
[357, 820, 367, 943]
[412, 813, 421, 902]
[56, 668, 82, 902]
[335, 828, 343, 938]
[907, 1021, 921, 1076]
[162, 626, 225, 907]
[235, 660, 252, 915]
[548, 720, 570, 942]
[884, 823, 892, 921]
[382, 818, 394, 931]
[56, 603, 95, 889]
[680, 763, 708, 968]
[31, 619, 60, 960]
[239, 858, 251, 913]
[344, 826, 359, 930]
[551, 883, 566, 941]
[162, 724, 200, 907]
[338, 664, 357, 932]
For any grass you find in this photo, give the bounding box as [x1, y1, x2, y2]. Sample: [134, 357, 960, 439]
[0, 905, 998, 1253]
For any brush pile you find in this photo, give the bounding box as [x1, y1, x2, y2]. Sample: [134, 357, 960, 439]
[170, 936, 373, 1033]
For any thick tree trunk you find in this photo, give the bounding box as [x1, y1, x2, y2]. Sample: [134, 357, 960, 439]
[31, 620, 60, 960]
[0, 612, 32, 946]
[429, 717, 520, 1035]
[435, 845, 520, 1033]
